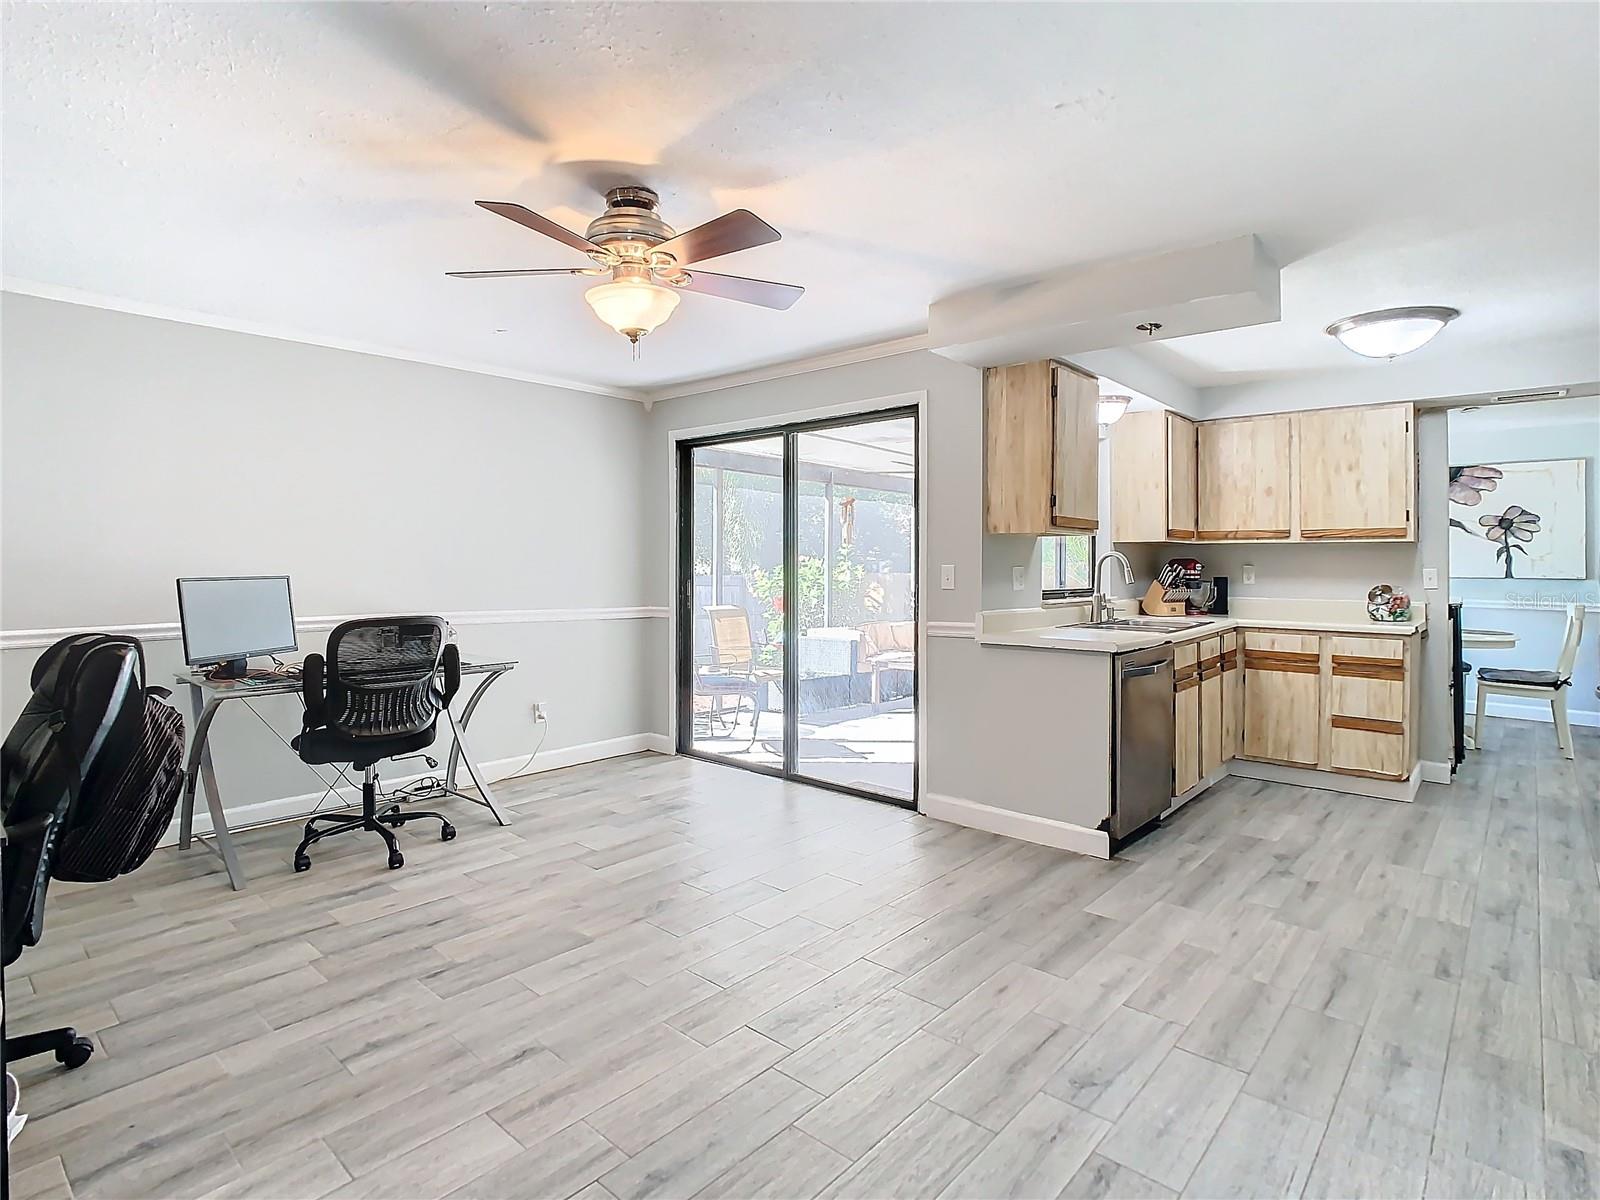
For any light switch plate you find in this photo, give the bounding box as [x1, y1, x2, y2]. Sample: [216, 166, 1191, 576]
[1422, 567, 1439, 590]
[1012, 565, 1026, 591]
[940, 564, 956, 590]
[1241, 564, 1256, 585]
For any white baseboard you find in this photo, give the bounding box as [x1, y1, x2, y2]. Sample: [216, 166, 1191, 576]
[922, 792, 1110, 860]
[167, 732, 671, 845]
[1474, 694, 1600, 728]
[1419, 760, 1454, 785]
[1228, 758, 1421, 803]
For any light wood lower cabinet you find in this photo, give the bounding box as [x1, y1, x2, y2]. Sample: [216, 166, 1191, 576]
[1174, 642, 1200, 795]
[1326, 635, 1410, 778]
[1221, 631, 1242, 760]
[1199, 636, 1224, 778]
[1172, 635, 1237, 800]
[1241, 632, 1322, 765]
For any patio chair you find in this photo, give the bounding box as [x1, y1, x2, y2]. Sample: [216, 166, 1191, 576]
[859, 620, 916, 706]
[1473, 603, 1585, 759]
[696, 605, 778, 749]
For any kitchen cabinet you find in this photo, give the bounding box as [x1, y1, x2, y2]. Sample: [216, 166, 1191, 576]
[1298, 404, 1415, 540]
[1174, 642, 1200, 795]
[1198, 415, 1294, 540]
[1327, 635, 1410, 778]
[1199, 635, 1224, 778]
[1111, 402, 1416, 544]
[983, 360, 1099, 535]
[1110, 410, 1198, 541]
[1241, 631, 1321, 765]
[1221, 630, 1242, 760]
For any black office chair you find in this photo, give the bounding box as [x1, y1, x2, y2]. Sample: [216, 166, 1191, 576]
[4, 636, 148, 1070]
[292, 616, 461, 872]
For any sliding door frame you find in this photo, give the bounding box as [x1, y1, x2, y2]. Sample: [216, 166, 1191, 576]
[674, 404, 921, 809]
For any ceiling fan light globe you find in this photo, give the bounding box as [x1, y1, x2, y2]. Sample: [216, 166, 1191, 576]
[585, 278, 681, 342]
[1325, 306, 1459, 359]
[1097, 395, 1133, 426]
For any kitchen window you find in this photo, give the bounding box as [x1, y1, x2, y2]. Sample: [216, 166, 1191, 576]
[1042, 533, 1094, 598]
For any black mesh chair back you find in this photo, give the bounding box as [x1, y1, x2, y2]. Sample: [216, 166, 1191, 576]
[292, 616, 461, 872]
[325, 618, 448, 741]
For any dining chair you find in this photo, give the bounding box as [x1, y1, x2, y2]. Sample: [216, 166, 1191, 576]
[1473, 603, 1586, 759]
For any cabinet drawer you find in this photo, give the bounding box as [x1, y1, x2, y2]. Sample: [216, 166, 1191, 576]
[1330, 723, 1407, 778]
[1242, 631, 1321, 677]
[1329, 635, 1406, 722]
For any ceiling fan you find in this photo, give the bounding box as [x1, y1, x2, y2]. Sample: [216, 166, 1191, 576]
[449, 187, 804, 348]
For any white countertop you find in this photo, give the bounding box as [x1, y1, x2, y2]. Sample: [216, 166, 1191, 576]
[978, 599, 1427, 654]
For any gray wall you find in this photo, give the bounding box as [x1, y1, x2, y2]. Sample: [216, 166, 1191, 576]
[1, 293, 661, 820]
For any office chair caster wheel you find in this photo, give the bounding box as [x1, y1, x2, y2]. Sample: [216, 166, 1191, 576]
[440, 823, 456, 841]
[293, 853, 311, 873]
[56, 1037, 95, 1069]
[388, 850, 404, 870]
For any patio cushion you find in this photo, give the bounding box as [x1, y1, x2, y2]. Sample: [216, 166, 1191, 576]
[1477, 667, 1569, 688]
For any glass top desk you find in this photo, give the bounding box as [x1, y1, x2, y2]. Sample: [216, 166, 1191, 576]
[172, 656, 516, 890]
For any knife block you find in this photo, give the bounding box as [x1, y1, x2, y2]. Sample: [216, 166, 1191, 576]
[1139, 582, 1186, 616]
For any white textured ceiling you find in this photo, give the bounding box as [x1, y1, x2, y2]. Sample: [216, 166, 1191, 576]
[4, 2, 1597, 396]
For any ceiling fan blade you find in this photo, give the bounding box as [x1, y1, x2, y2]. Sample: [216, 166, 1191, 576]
[672, 270, 804, 310]
[475, 201, 601, 255]
[446, 268, 598, 278]
[656, 210, 780, 265]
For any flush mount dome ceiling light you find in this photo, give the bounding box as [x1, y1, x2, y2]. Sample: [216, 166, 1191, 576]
[1325, 306, 1460, 360]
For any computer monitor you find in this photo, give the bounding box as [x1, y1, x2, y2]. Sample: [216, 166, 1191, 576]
[176, 576, 297, 678]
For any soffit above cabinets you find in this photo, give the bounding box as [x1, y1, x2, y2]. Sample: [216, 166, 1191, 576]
[926, 236, 1281, 369]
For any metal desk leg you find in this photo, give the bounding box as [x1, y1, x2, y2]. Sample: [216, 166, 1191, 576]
[180, 692, 246, 890]
[445, 707, 509, 827]
[445, 668, 510, 791]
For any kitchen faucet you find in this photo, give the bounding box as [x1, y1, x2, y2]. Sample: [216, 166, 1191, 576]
[1092, 550, 1136, 623]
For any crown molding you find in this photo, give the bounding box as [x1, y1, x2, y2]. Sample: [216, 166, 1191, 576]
[640, 331, 931, 403]
[1, 279, 650, 403]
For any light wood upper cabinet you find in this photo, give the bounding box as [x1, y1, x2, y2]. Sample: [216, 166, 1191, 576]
[1198, 415, 1294, 540]
[983, 361, 1099, 535]
[1112, 401, 1416, 543]
[1111, 410, 1197, 541]
[1297, 404, 1415, 540]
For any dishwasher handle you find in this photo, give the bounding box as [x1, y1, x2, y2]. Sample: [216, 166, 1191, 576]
[1121, 662, 1168, 679]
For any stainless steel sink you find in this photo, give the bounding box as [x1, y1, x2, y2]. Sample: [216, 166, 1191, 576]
[1079, 618, 1214, 631]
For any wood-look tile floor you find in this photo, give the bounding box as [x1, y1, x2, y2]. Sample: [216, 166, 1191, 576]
[7, 717, 1597, 1200]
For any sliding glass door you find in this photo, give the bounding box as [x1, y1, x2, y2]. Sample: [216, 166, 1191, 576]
[677, 409, 917, 805]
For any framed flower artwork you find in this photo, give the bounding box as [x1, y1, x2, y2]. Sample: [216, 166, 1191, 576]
[1448, 458, 1587, 579]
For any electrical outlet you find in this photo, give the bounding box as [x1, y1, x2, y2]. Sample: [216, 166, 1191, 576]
[1422, 567, 1440, 590]
[531, 702, 548, 722]
[1241, 563, 1256, 585]
[939, 564, 956, 590]
[1012, 565, 1026, 591]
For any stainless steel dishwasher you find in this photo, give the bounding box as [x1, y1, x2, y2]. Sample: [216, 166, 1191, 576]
[1111, 644, 1175, 843]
